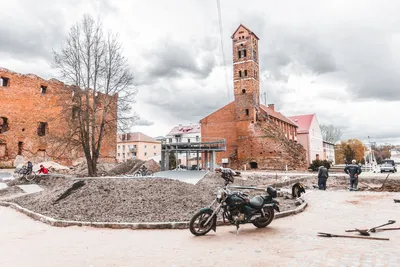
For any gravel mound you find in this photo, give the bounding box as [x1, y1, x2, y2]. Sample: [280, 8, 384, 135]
[11, 174, 299, 223]
[0, 186, 24, 198]
[12, 178, 216, 222]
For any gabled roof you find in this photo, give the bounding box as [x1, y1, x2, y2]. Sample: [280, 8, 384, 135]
[117, 132, 158, 143]
[231, 24, 260, 40]
[260, 104, 298, 127]
[166, 124, 201, 136]
[287, 114, 315, 134]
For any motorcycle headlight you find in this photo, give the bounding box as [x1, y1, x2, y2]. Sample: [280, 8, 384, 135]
[217, 189, 223, 199]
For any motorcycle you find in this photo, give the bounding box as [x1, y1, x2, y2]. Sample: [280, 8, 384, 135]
[189, 169, 280, 236]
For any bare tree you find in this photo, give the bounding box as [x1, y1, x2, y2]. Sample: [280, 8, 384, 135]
[320, 124, 342, 144]
[52, 14, 137, 176]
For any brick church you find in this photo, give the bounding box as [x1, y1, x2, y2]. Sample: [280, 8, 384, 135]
[200, 24, 307, 170]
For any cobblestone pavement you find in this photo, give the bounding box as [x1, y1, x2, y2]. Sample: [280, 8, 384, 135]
[0, 190, 399, 267]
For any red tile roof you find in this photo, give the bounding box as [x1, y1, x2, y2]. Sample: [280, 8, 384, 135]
[117, 132, 158, 143]
[287, 114, 315, 133]
[166, 124, 201, 136]
[260, 104, 298, 127]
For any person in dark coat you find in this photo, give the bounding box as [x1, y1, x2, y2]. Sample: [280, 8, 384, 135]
[317, 165, 329, 190]
[344, 159, 362, 191]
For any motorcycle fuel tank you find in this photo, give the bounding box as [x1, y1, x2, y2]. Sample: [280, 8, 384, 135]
[225, 195, 246, 206]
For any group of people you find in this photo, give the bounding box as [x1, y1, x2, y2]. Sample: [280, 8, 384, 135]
[317, 159, 362, 191]
[25, 161, 49, 175]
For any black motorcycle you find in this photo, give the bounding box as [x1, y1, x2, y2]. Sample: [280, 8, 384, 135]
[189, 169, 280, 236]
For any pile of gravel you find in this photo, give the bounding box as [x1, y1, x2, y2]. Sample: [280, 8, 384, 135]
[11, 175, 299, 223]
[12, 178, 216, 222]
[0, 186, 24, 198]
[107, 159, 144, 176]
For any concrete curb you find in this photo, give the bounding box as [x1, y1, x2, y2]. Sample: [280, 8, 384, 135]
[0, 200, 308, 230]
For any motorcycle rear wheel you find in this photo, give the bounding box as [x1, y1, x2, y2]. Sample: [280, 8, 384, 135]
[253, 206, 274, 228]
[189, 210, 215, 236]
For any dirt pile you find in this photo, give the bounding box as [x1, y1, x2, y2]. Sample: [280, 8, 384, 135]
[12, 178, 215, 222]
[11, 174, 299, 223]
[108, 158, 144, 175]
[0, 186, 24, 198]
[142, 159, 161, 174]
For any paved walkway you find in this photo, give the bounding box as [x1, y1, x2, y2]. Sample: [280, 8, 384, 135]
[0, 190, 399, 267]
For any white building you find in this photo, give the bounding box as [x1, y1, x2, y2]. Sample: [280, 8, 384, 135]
[165, 124, 201, 167]
[390, 149, 400, 164]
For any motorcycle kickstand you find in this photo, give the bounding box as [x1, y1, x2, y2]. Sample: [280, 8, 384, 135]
[236, 224, 240, 235]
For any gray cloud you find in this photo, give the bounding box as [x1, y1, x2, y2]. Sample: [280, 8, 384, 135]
[135, 119, 155, 126]
[142, 39, 218, 82]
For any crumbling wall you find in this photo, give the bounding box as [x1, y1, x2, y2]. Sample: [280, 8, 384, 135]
[0, 68, 116, 167]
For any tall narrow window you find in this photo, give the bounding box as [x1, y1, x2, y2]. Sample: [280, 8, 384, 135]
[244, 70, 248, 77]
[0, 117, 9, 133]
[239, 71, 242, 77]
[243, 50, 247, 57]
[245, 109, 249, 116]
[238, 51, 242, 58]
[242, 89, 246, 94]
[40, 85, 47, 94]
[37, 122, 47, 136]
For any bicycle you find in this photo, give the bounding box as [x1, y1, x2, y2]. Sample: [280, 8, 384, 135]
[16, 166, 37, 182]
[134, 166, 153, 177]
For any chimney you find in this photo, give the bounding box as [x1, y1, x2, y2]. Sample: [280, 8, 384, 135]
[268, 104, 275, 111]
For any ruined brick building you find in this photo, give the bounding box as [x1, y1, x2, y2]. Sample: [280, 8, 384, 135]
[0, 68, 116, 167]
[200, 24, 307, 170]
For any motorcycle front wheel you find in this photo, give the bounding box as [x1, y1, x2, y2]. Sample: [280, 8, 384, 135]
[189, 210, 215, 236]
[253, 206, 274, 228]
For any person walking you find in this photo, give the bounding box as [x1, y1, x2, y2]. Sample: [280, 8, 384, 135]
[317, 165, 329, 190]
[344, 159, 362, 191]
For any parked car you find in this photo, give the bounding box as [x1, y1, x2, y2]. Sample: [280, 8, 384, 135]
[380, 159, 397, 173]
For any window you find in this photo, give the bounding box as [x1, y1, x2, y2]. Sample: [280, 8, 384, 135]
[123, 153, 125, 157]
[123, 145, 125, 150]
[168, 138, 172, 143]
[239, 71, 242, 77]
[238, 51, 242, 58]
[144, 152, 147, 156]
[37, 122, 47, 136]
[154, 153, 156, 156]
[18, 142, 23, 155]
[133, 152, 137, 156]
[118, 153, 120, 156]
[40, 85, 47, 94]
[144, 145, 147, 148]
[196, 136, 199, 142]
[243, 50, 247, 57]
[128, 145, 130, 148]
[253, 50, 257, 60]
[153, 145, 156, 149]
[245, 109, 249, 116]
[0, 77, 9, 87]
[72, 106, 79, 119]
[188, 139, 190, 143]
[118, 146, 120, 150]
[242, 89, 246, 94]
[0, 117, 9, 133]
[244, 70, 248, 77]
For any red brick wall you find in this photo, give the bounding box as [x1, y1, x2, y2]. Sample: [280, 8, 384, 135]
[0, 68, 116, 167]
[201, 103, 307, 170]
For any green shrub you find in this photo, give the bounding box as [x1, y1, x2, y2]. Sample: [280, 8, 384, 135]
[308, 159, 331, 171]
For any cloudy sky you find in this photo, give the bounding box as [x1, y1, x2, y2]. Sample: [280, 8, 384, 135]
[1, 0, 399, 145]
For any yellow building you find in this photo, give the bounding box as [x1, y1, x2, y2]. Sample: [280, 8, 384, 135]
[117, 132, 161, 162]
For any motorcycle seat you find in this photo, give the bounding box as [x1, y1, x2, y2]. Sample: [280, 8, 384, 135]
[249, 196, 264, 209]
